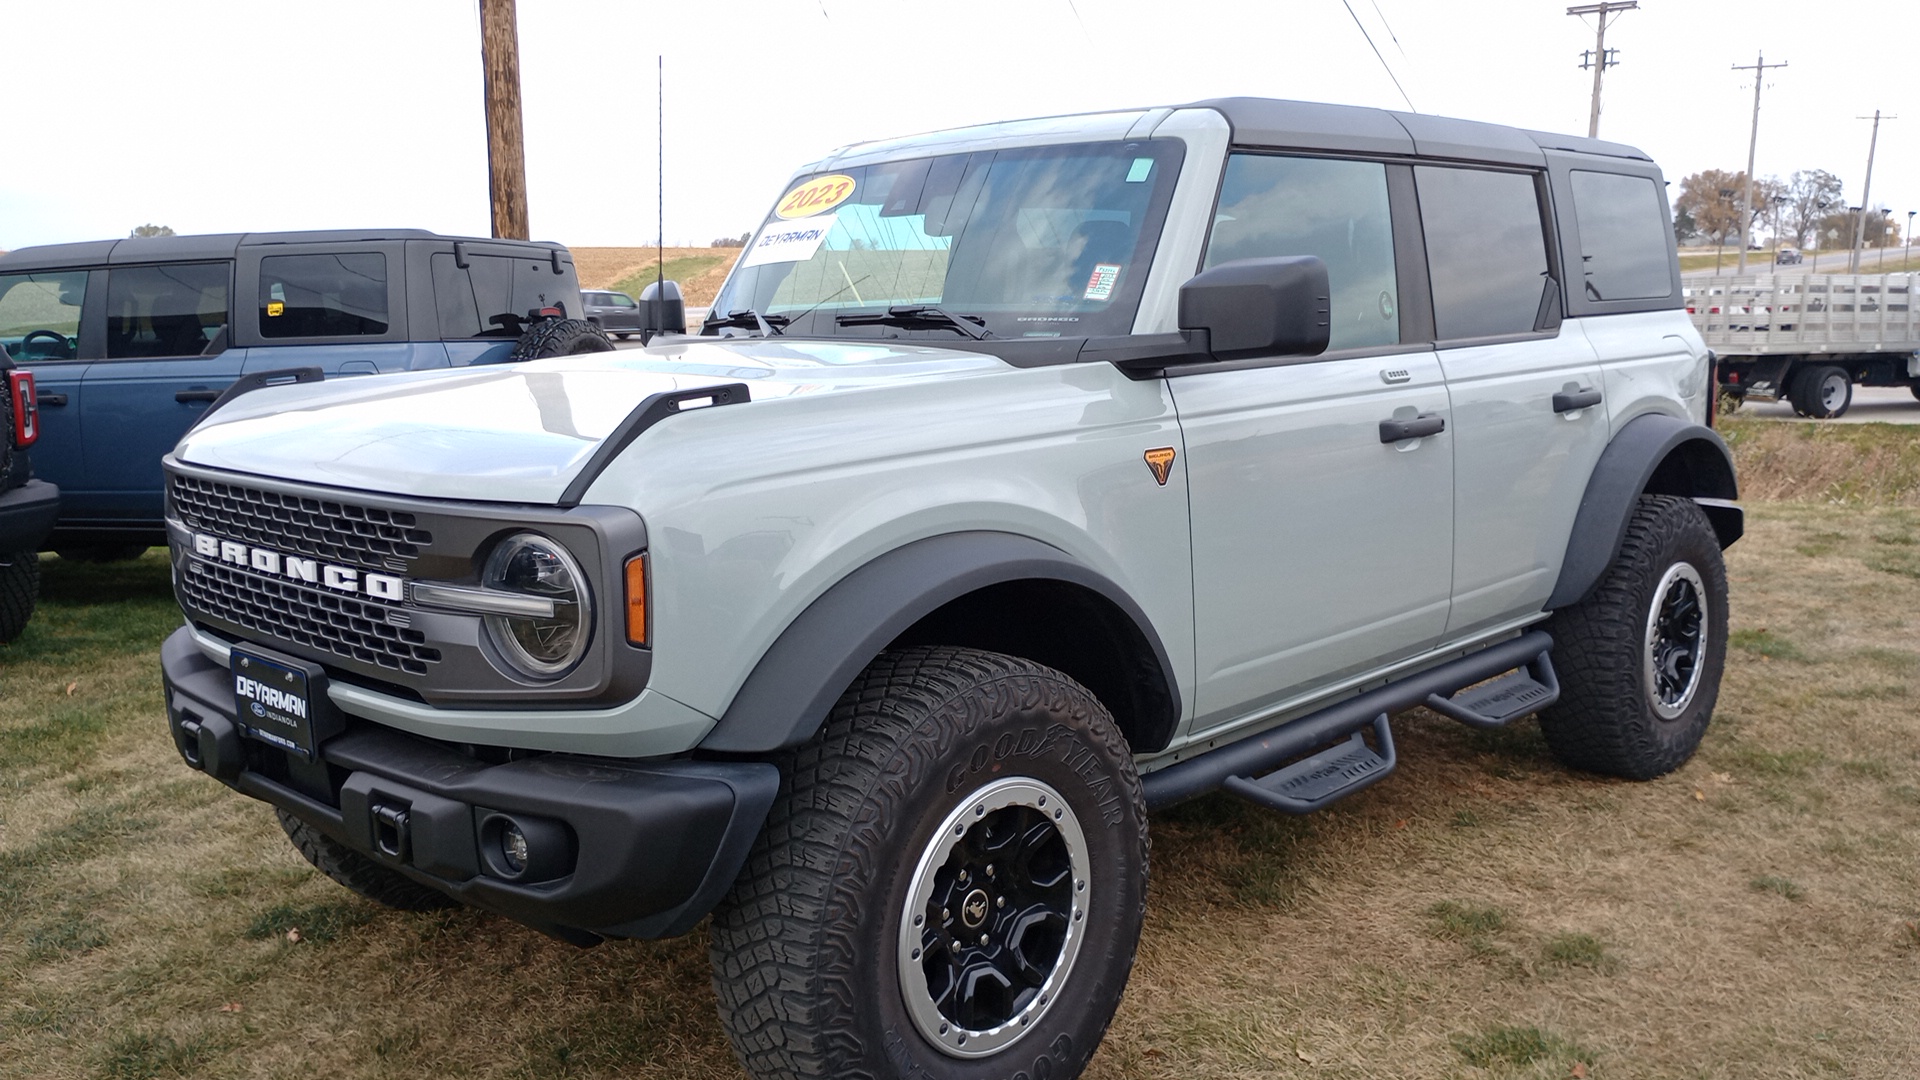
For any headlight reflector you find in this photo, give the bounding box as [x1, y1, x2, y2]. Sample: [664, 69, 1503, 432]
[482, 533, 592, 677]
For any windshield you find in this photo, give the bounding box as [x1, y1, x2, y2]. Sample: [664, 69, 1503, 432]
[710, 139, 1184, 340]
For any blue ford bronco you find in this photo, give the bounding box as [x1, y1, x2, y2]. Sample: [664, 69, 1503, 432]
[0, 230, 598, 559]
[158, 99, 1737, 1080]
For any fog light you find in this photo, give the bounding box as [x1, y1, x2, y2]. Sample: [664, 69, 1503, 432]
[502, 823, 529, 874]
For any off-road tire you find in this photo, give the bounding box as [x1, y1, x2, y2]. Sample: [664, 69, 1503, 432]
[709, 646, 1148, 1080]
[1793, 364, 1851, 419]
[1908, 383, 1920, 403]
[508, 317, 616, 360]
[0, 550, 39, 644]
[276, 808, 458, 912]
[1541, 494, 1728, 779]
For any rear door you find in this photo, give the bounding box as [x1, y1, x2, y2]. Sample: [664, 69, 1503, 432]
[1173, 153, 1454, 732]
[79, 261, 242, 524]
[1414, 165, 1609, 637]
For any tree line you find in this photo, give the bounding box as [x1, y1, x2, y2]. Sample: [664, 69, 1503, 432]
[1674, 170, 1903, 251]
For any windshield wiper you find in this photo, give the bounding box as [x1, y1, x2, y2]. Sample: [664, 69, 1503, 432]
[834, 305, 992, 340]
[704, 309, 788, 337]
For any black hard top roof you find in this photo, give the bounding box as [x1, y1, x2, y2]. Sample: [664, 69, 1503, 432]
[0, 229, 566, 272]
[1185, 97, 1652, 165]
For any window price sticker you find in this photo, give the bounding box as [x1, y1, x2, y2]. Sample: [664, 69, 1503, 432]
[741, 214, 839, 268]
[1084, 263, 1121, 302]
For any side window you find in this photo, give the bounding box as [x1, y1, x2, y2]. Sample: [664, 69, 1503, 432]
[105, 262, 230, 360]
[612, 293, 637, 308]
[431, 254, 483, 338]
[1570, 170, 1674, 301]
[0, 270, 87, 361]
[258, 253, 388, 338]
[1415, 166, 1552, 340]
[1204, 154, 1400, 351]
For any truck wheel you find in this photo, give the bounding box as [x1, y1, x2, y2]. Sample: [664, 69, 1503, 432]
[0, 550, 40, 644]
[1541, 494, 1728, 780]
[1908, 384, 1920, 403]
[508, 317, 616, 360]
[275, 809, 457, 912]
[710, 647, 1147, 1080]
[1794, 365, 1852, 419]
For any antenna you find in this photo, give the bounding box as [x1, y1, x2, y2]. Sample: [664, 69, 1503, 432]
[657, 55, 664, 295]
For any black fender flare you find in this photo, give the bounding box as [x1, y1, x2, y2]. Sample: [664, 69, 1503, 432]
[1545, 412, 1742, 610]
[698, 531, 1182, 754]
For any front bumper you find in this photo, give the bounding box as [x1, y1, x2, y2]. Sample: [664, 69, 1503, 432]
[160, 627, 778, 942]
[0, 478, 59, 552]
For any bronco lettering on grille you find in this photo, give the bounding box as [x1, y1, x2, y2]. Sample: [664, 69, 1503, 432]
[192, 532, 406, 601]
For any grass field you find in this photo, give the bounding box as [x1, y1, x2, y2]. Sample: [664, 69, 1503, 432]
[3, 427, 1919, 1078]
[570, 247, 739, 307]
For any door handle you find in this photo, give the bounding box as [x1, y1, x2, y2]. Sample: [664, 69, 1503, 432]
[1552, 387, 1602, 413]
[1379, 413, 1445, 443]
[36, 392, 68, 407]
[175, 389, 223, 403]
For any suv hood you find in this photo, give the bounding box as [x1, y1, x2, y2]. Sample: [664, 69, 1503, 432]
[175, 338, 1007, 504]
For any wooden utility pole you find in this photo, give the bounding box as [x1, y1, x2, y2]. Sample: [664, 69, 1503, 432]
[1568, 2, 1637, 139]
[480, 0, 529, 240]
[1848, 111, 1895, 273]
[1732, 52, 1787, 274]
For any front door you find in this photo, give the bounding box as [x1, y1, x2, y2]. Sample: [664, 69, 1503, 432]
[0, 267, 95, 503]
[1175, 151, 1454, 732]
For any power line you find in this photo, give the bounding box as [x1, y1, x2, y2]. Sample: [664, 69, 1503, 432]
[1340, 0, 1416, 112]
[1063, 0, 1091, 43]
[1368, 0, 1407, 56]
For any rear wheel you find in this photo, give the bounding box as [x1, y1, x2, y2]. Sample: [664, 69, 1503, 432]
[53, 543, 149, 563]
[276, 809, 457, 912]
[1542, 495, 1728, 779]
[1793, 364, 1852, 419]
[710, 647, 1147, 1080]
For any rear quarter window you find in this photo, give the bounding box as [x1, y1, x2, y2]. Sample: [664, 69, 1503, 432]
[1569, 170, 1674, 301]
[259, 253, 389, 338]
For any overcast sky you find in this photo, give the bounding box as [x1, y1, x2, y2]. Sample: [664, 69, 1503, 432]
[1, 0, 1914, 251]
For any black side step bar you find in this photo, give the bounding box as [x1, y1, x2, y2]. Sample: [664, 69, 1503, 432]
[1425, 651, 1559, 729]
[1223, 713, 1396, 814]
[1140, 630, 1554, 811]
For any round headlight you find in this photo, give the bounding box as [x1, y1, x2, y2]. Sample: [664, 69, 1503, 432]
[482, 533, 593, 678]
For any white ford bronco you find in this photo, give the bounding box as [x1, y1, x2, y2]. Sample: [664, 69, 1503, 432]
[160, 98, 1739, 1080]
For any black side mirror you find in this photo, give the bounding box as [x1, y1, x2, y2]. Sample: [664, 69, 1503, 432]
[1178, 256, 1330, 360]
[639, 280, 686, 343]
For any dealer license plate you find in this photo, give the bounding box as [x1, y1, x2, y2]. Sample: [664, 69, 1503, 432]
[231, 646, 337, 760]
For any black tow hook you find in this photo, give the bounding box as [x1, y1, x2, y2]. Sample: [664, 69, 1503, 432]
[370, 801, 412, 861]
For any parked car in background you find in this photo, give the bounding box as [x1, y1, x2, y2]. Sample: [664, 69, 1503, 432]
[0, 230, 591, 558]
[0, 344, 59, 643]
[1775, 247, 1803, 265]
[582, 289, 644, 338]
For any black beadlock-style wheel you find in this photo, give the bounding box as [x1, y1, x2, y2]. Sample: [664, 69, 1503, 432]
[275, 809, 457, 912]
[0, 550, 39, 644]
[709, 646, 1149, 1080]
[1541, 494, 1729, 779]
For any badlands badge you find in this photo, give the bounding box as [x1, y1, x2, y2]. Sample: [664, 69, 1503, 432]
[1144, 447, 1176, 486]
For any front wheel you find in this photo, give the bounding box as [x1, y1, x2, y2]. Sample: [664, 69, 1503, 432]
[710, 647, 1148, 1080]
[1541, 495, 1729, 779]
[0, 550, 40, 644]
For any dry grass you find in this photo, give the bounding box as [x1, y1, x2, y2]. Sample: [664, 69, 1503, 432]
[1720, 416, 1920, 504]
[570, 247, 738, 306]
[4, 432, 1920, 1078]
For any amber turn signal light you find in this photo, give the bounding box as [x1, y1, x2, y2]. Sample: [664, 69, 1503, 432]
[624, 555, 648, 646]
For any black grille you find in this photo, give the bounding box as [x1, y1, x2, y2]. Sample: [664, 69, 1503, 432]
[170, 474, 432, 569]
[181, 561, 442, 675]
